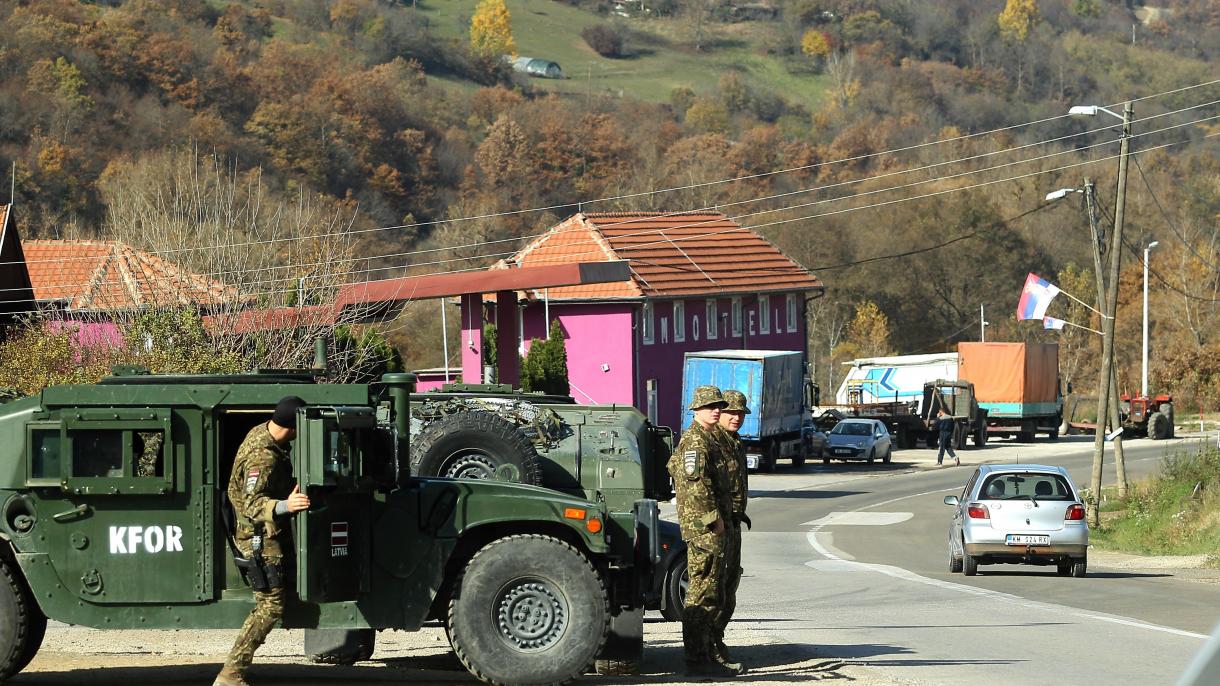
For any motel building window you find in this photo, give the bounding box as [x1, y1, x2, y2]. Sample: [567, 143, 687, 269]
[759, 294, 771, 334]
[642, 302, 654, 345]
[787, 293, 798, 333]
[731, 297, 742, 337]
[705, 299, 718, 340]
[673, 300, 686, 342]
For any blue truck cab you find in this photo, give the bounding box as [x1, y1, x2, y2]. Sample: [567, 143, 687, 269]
[680, 350, 822, 472]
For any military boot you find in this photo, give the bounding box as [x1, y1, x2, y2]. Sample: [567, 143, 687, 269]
[212, 665, 250, 686]
[685, 659, 745, 678]
[713, 638, 746, 673]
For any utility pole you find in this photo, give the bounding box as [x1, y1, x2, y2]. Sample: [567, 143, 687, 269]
[1083, 179, 1128, 501]
[1088, 102, 1134, 524]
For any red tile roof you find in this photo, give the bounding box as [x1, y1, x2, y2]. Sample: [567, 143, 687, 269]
[509, 212, 822, 299]
[20, 240, 241, 311]
[203, 305, 338, 335]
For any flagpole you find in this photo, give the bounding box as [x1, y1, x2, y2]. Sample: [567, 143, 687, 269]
[1055, 320, 1102, 335]
[1058, 289, 1107, 317]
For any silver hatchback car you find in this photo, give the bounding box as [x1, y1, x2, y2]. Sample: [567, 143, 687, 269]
[944, 464, 1089, 577]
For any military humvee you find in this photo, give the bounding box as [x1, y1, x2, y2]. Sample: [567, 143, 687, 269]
[0, 363, 680, 685]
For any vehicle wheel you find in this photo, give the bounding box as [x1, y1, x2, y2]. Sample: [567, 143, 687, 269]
[1048, 426, 1059, 440]
[949, 547, 963, 574]
[1017, 430, 1035, 443]
[0, 558, 44, 681]
[1057, 560, 1072, 576]
[1148, 412, 1170, 440]
[963, 554, 979, 576]
[822, 455, 831, 464]
[973, 424, 986, 447]
[305, 628, 376, 665]
[926, 434, 939, 449]
[791, 451, 806, 468]
[1162, 402, 1175, 438]
[883, 447, 892, 464]
[660, 553, 688, 622]
[449, 535, 608, 686]
[411, 411, 543, 485]
[594, 607, 643, 676]
[867, 448, 875, 464]
[1071, 556, 1087, 578]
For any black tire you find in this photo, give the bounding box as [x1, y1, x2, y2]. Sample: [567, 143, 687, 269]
[973, 423, 986, 447]
[411, 411, 543, 485]
[822, 455, 831, 465]
[1071, 556, 1087, 578]
[448, 535, 608, 686]
[1162, 402, 1175, 438]
[1017, 430, 1035, 443]
[963, 554, 978, 576]
[1048, 427, 1059, 440]
[949, 547, 963, 573]
[882, 446, 892, 464]
[1057, 561, 1072, 576]
[867, 448, 875, 464]
[1149, 412, 1170, 440]
[792, 452, 806, 468]
[660, 553, 687, 623]
[594, 607, 643, 676]
[0, 558, 43, 680]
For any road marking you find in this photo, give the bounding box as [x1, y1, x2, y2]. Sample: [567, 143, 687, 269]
[804, 487, 1210, 641]
[802, 511, 913, 527]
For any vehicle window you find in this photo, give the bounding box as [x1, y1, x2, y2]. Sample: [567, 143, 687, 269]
[72, 430, 123, 477]
[962, 469, 980, 501]
[832, 423, 871, 436]
[135, 430, 165, 478]
[29, 428, 61, 479]
[979, 473, 1074, 501]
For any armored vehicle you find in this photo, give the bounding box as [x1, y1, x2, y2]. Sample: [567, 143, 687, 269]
[0, 363, 679, 685]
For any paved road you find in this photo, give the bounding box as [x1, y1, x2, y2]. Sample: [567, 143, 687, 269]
[736, 433, 1219, 685]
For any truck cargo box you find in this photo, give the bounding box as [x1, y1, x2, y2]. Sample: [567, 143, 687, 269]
[958, 342, 1059, 419]
[835, 353, 958, 414]
[681, 350, 804, 441]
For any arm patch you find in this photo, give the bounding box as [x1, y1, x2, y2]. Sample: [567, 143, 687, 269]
[683, 450, 699, 477]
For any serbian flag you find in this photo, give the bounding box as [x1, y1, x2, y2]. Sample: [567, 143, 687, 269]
[1043, 316, 1067, 330]
[1016, 273, 1060, 320]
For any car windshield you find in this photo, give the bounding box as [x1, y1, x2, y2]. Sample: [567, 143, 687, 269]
[832, 423, 872, 436]
[979, 473, 1075, 501]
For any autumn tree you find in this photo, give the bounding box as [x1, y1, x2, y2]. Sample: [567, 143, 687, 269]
[470, 0, 516, 58]
[997, 0, 1040, 93]
[838, 300, 892, 360]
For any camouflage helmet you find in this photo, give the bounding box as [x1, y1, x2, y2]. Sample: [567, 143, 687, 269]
[688, 385, 727, 410]
[722, 389, 751, 414]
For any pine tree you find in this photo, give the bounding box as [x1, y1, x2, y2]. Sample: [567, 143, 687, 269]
[521, 320, 569, 396]
[470, 0, 517, 58]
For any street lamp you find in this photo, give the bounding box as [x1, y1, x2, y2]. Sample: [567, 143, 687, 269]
[1071, 101, 1135, 523]
[1142, 240, 1159, 397]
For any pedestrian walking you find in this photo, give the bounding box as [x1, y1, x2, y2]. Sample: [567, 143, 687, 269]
[715, 389, 753, 668]
[936, 408, 960, 466]
[667, 385, 743, 678]
[214, 396, 311, 686]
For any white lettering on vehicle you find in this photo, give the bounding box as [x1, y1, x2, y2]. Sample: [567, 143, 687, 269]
[108, 525, 185, 554]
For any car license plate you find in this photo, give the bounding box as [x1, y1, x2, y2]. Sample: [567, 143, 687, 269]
[1006, 534, 1050, 546]
[746, 455, 759, 469]
[834, 448, 851, 455]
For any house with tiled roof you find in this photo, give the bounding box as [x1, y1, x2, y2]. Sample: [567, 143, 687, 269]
[463, 211, 824, 432]
[21, 240, 239, 312]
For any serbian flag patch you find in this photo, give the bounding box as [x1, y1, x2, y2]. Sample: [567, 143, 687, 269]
[1016, 273, 1060, 321]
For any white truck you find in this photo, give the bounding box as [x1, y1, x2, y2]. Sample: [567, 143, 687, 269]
[835, 353, 959, 414]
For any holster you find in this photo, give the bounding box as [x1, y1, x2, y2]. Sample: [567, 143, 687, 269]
[236, 522, 285, 592]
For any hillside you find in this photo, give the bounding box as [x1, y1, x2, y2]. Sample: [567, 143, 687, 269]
[0, 0, 1217, 406]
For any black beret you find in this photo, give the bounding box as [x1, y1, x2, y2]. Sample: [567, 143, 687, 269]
[271, 396, 306, 430]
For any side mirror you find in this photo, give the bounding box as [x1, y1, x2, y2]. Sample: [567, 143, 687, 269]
[944, 495, 959, 506]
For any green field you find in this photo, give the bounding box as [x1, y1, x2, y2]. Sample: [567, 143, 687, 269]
[417, 0, 828, 109]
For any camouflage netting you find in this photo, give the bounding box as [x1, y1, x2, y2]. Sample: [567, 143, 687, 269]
[409, 397, 568, 447]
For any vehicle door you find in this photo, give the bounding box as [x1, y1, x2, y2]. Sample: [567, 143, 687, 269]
[950, 469, 981, 548]
[293, 405, 379, 603]
[26, 408, 206, 604]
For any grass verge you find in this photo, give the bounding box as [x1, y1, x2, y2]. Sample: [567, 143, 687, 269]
[1091, 444, 1220, 565]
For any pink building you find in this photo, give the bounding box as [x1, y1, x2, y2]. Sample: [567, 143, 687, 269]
[460, 212, 824, 432]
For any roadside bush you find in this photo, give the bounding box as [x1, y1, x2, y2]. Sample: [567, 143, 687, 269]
[582, 24, 624, 58]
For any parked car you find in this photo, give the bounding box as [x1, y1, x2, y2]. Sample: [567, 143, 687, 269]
[823, 418, 892, 464]
[944, 464, 1088, 577]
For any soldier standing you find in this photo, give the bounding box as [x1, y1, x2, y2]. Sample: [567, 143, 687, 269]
[214, 396, 311, 686]
[667, 386, 744, 678]
[714, 389, 752, 667]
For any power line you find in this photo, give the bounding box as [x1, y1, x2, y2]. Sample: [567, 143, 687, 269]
[1131, 153, 1220, 271]
[5, 128, 1215, 319]
[6, 80, 1220, 271]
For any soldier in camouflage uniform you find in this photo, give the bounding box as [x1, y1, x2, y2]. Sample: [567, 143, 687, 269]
[667, 386, 743, 678]
[214, 396, 311, 686]
[714, 389, 752, 667]
[136, 431, 163, 478]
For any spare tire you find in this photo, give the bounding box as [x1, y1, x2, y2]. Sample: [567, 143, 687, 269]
[411, 411, 543, 485]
